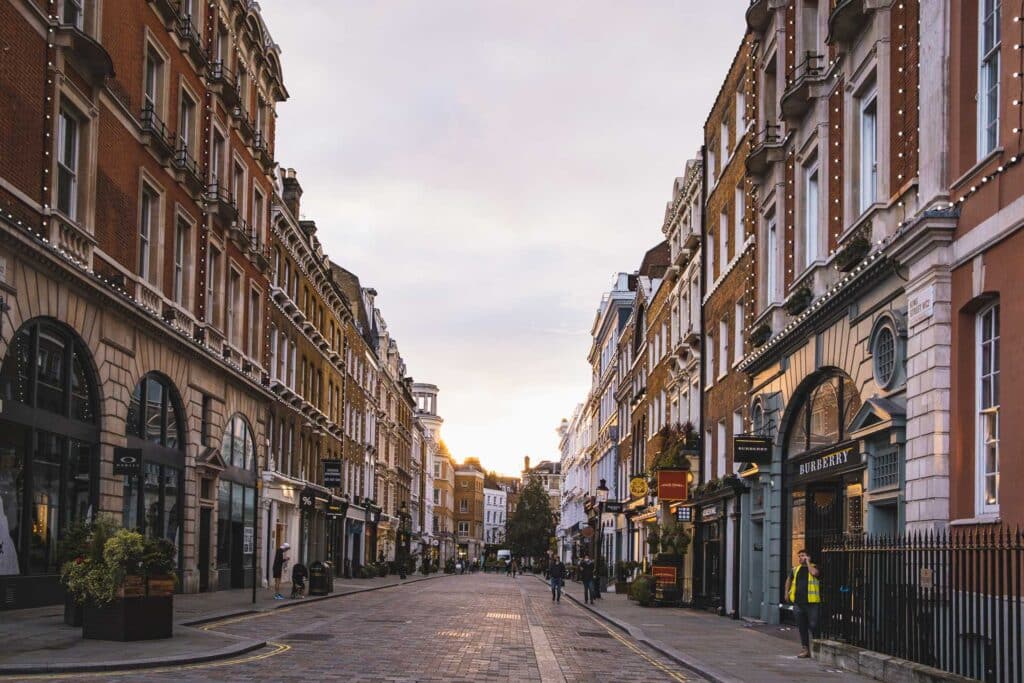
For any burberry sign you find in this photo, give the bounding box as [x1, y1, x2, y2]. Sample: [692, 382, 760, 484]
[789, 444, 863, 483]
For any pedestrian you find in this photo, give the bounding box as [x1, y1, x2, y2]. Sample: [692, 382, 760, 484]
[271, 542, 290, 600]
[511, 559, 518, 578]
[579, 553, 596, 604]
[784, 548, 822, 658]
[549, 558, 565, 603]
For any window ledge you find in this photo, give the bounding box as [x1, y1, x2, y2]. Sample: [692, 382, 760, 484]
[950, 513, 1000, 526]
[951, 146, 1004, 192]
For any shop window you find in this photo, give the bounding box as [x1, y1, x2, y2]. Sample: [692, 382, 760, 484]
[222, 414, 255, 471]
[786, 373, 862, 457]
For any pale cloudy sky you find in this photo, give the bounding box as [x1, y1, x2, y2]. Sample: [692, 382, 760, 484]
[259, 1, 746, 476]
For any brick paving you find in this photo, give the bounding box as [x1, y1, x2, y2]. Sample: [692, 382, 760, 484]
[79, 574, 699, 682]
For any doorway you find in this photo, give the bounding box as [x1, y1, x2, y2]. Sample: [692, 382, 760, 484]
[804, 484, 843, 562]
[199, 507, 211, 592]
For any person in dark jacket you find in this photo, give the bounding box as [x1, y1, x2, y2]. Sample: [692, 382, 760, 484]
[549, 559, 566, 602]
[272, 543, 290, 600]
[579, 554, 596, 604]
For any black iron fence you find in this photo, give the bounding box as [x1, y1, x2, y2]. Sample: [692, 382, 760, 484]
[821, 527, 1023, 682]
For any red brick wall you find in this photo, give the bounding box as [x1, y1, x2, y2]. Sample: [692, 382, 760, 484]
[889, 0, 919, 195]
[828, 78, 844, 252]
[0, 2, 46, 211]
[784, 152, 795, 291]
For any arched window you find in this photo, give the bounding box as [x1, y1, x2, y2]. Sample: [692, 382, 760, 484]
[0, 319, 99, 585]
[217, 414, 257, 588]
[785, 373, 862, 458]
[123, 373, 184, 556]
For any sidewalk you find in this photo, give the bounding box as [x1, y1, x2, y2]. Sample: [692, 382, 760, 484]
[556, 580, 871, 683]
[0, 572, 448, 676]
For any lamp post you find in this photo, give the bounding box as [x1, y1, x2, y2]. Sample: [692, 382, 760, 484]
[397, 501, 412, 579]
[595, 478, 609, 597]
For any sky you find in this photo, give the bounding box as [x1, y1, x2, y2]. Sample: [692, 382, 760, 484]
[259, 1, 747, 476]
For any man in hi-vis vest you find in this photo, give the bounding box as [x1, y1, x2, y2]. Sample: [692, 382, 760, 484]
[784, 548, 822, 658]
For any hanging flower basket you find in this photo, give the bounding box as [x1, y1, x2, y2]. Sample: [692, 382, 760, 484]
[750, 322, 772, 348]
[784, 286, 813, 316]
[834, 232, 871, 273]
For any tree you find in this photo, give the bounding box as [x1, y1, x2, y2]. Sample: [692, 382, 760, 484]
[507, 474, 555, 562]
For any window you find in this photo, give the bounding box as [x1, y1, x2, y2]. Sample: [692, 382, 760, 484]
[708, 147, 717, 187]
[803, 161, 819, 270]
[178, 91, 196, 154]
[61, 0, 84, 28]
[232, 161, 245, 215]
[206, 246, 221, 326]
[735, 90, 746, 141]
[718, 319, 728, 378]
[766, 212, 778, 304]
[56, 109, 79, 219]
[201, 394, 213, 446]
[735, 187, 745, 250]
[720, 209, 729, 266]
[252, 189, 265, 239]
[458, 521, 469, 535]
[734, 301, 744, 364]
[144, 48, 164, 113]
[459, 499, 468, 513]
[977, 303, 1000, 512]
[211, 130, 225, 186]
[172, 217, 189, 304]
[732, 410, 744, 470]
[979, 0, 1001, 157]
[248, 288, 261, 357]
[222, 414, 255, 471]
[706, 331, 715, 385]
[859, 87, 878, 213]
[227, 268, 241, 347]
[871, 323, 897, 388]
[720, 120, 730, 164]
[707, 228, 716, 282]
[138, 186, 157, 282]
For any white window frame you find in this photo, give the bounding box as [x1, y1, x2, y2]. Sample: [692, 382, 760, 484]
[138, 184, 158, 283]
[56, 109, 80, 220]
[718, 318, 729, 379]
[858, 86, 878, 214]
[206, 243, 221, 327]
[720, 208, 729, 267]
[803, 160, 820, 271]
[61, 0, 84, 29]
[735, 186, 745, 250]
[172, 214, 191, 304]
[735, 90, 746, 144]
[178, 88, 196, 155]
[706, 332, 715, 387]
[766, 212, 778, 305]
[978, 0, 1001, 158]
[976, 302, 1000, 515]
[734, 300, 744, 366]
[720, 119, 730, 165]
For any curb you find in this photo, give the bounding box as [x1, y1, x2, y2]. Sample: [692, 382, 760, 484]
[0, 574, 450, 676]
[532, 575, 733, 683]
[0, 634, 267, 676]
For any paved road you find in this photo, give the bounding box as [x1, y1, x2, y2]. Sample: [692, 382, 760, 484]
[47, 574, 702, 682]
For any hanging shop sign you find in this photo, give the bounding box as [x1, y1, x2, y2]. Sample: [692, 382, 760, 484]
[676, 506, 693, 523]
[113, 447, 142, 476]
[788, 443, 864, 484]
[323, 459, 342, 488]
[299, 487, 318, 511]
[734, 435, 772, 465]
[629, 476, 649, 499]
[656, 470, 689, 502]
[327, 500, 349, 518]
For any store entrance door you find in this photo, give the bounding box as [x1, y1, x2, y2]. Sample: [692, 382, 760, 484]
[805, 484, 843, 563]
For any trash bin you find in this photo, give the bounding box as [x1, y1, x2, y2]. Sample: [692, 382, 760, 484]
[308, 561, 329, 596]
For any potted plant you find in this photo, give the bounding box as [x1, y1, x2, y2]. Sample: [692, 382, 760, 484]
[784, 286, 813, 316]
[645, 526, 660, 557]
[57, 516, 119, 626]
[629, 574, 655, 607]
[834, 231, 871, 272]
[62, 529, 177, 641]
[750, 322, 772, 348]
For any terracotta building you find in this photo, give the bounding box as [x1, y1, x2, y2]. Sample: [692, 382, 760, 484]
[0, 0, 284, 606]
[454, 459, 484, 561]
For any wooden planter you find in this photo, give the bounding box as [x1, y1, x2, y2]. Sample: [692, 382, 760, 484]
[82, 574, 175, 641]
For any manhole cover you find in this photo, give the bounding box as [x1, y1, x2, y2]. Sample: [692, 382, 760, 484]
[282, 632, 333, 641]
[577, 630, 613, 639]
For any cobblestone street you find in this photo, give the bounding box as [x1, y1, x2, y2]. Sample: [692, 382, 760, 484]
[32, 575, 698, 682]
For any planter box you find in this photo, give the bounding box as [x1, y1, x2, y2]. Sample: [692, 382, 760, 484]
[64, 594, 84, 627]
[83, 596, 173, 641]
[614, 581, 629, 595]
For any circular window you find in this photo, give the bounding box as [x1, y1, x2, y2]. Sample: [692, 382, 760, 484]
[872, 325, 897, 388]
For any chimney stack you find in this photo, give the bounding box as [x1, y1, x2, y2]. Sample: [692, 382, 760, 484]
[523, 455, 530, 472]
[282, 168, 303, 218]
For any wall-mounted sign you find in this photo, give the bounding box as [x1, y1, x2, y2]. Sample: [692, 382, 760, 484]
[652, 564, 677, 586]
[113, 447, 142, 476]
[908, 285, 935, 326]
[603, 501, 624, 514]
[657, 470, 689, 502]
[701, 502, 722, 521]
[788, 444, 863, 484]
[327, 501, 349, 518]
[734, 435, 772, 465]
[676, 506, 692, 523]
[629, 477, 649, 499]
[243, 526, 254, 554]
[323, 459, 342, 488]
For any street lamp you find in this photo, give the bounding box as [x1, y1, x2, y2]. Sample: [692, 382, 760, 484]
[595, 479, 609, 597]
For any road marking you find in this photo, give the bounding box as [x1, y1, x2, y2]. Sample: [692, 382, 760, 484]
[529, 624, 567, 683]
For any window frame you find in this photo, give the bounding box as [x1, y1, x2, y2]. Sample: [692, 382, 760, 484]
[978, 0, 1002, 159]
[56, 108, 80, 220]
[975, 302, 1000, 515]
[803, 159, 820, 271]
[858, 85, 879, 214]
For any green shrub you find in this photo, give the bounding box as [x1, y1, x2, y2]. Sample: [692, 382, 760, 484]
[629, 575, 655, 607]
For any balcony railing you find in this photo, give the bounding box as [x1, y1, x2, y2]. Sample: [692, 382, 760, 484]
[207, 180, 237, 220]
[139, 104, 175, 159]
[208, 60, 241, 108]
[746, 124, 784, 176]
[172, 142, 205, 194]
[781, 52, 826, 120]
[827, 0, 870, 45]
[253, 131, 274, 172]
[174, 15, 208, 68]
[233, 105, 255, 142]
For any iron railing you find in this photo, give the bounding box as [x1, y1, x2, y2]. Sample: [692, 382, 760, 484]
[821, 527, 1023, 682]
[751, 124, 782, 149]
[786, 51, 825, 86]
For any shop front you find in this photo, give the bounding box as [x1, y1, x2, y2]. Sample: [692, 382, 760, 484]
[325, 496, 349, 578]
[298, 485, 331, 566]
[215, 415, 258, 590]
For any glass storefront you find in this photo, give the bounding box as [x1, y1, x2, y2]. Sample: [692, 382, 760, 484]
[0, 319, 99, 608]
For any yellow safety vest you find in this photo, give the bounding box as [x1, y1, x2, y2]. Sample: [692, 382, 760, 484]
[788, 564, 821, 604]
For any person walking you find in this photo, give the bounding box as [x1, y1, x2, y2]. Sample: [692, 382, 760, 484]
[271, 542, 290, 600]
[511, 559, 518, 578]
[579, 554, 596, 604]
[549, 558, 565, 602]
[784, 548, 822, 658]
